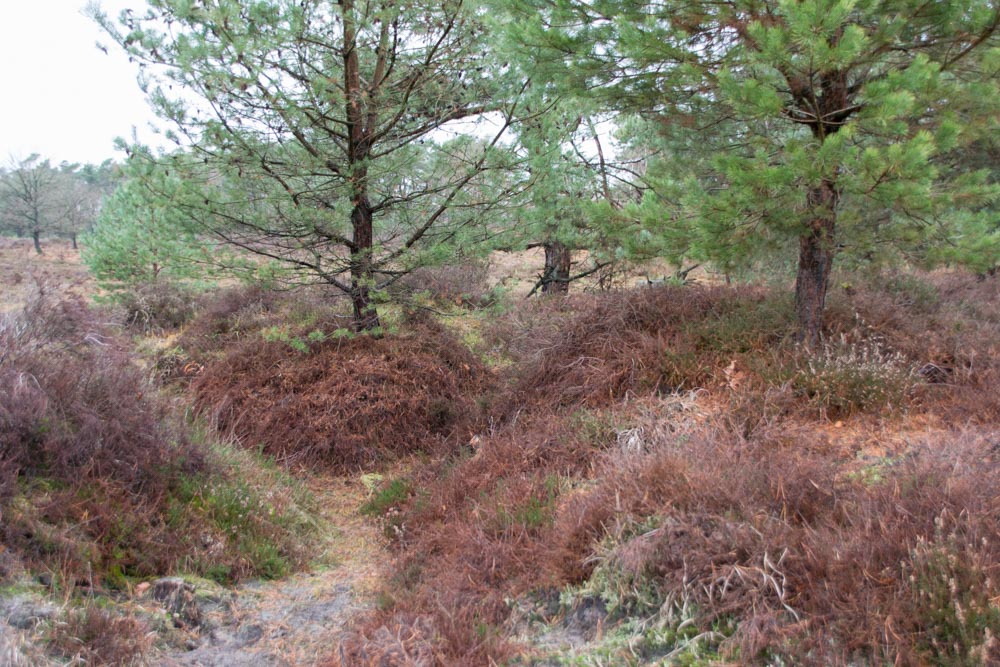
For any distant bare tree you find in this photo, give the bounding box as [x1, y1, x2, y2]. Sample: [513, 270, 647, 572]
[0, 155, 72, 254]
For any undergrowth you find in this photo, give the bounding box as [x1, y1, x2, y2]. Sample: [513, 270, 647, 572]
[18, 260, 997, 666]
[333, 271, 1000, 666]
[0, 285, 317, 594]
[46, 604, 154, 666]
[190, 305, 488, 471]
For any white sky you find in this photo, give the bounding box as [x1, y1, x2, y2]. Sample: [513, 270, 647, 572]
[0, 0, 162, 166]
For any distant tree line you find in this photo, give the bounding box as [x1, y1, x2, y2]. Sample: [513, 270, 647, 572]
[0, 155, 119, 254]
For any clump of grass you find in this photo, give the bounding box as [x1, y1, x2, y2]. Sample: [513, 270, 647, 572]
[907, 518, 1000, 663]
[360, 478, 411, 518]
[46, 605, 153, 666]
[790, 333, 916, 418]
[165, 448, 317, 584]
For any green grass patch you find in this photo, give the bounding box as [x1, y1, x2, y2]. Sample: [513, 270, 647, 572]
[360, 478, 411, 517]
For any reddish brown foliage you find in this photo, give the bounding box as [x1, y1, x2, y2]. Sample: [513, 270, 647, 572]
[374, 418, 1000, 664]
[333, 413, 599, 665]
[0, 287, 211, 584]
[501, 274, 1000, 421]
[334, 614, 444, 667]
[557, 427, 1000, 663]
[827, 273, 1000, 421]
[336, 272, 1000, 665]
[182, 284, 284, 348]
[0, 290, 207, 499]
[192, 316, 487, 470]
[498, 285, 792, 410]
[48, 605, 154, 666]
[391, 257, 494, 308]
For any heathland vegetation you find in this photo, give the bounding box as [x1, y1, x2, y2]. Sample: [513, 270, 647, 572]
[1, 0, 998, 664]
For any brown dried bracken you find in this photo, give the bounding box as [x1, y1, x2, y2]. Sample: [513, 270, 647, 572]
[193, 317, 487, 471]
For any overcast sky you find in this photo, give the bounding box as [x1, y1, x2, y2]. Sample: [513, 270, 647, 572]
[0, 0, 162, 166]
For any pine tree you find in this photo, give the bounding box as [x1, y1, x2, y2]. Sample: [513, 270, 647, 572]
[81, 166, 213, 288]
[92, 0, 524, 331]
[505, 0, 1000, 343]
[516, 103, 616, 295]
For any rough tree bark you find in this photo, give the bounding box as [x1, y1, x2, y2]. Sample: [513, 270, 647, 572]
[541, 241, 571, 295]
[349, 198, 381, 331]
[794, 178, 838, 346]
[343, 0, 381, 332]
[790, 71, 848, 346]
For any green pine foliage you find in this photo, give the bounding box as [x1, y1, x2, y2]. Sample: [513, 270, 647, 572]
[90, 0, 527, 330]
[501, 0, 1000, 336]
[81, 175, 211, 289]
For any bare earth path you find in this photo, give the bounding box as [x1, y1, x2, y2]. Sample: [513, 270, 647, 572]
[160, 475, 388, 667]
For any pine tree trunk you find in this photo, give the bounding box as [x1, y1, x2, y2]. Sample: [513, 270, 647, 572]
[32, 229, 43, 255]
[343, 0, 380, 334]
[350, 197, 381, 333]
[541, 241, 571, 295]
[794, 179, 838, 346]
[70, 233, 78, 251]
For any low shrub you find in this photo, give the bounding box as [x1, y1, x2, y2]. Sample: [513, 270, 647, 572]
[789, 334, 916, 418]
[907, 526, 1000, 662]
[549, 427, 1000, 664]
[333, 412, 599, 665]
[360, 478, 412, 518]
[47, 605, 153, 666]
[192, 315, 487, 471]
[183, 284, 284, 348]
[0, 289, 207, 507]
[339, 401, 1000, 665]
[330, 272, 1000, 665]
[828, 271, 1000, 421]
[163, 284, 359, 381]
[112, 282, 198, 333]
[391, 257, 494, 308]
[499, 285, 794, 409]
[0, 287, 315, 589]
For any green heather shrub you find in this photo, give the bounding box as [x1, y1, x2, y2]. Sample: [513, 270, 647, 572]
[360, 478, 412, 518]
[908, 521, 1000, 664]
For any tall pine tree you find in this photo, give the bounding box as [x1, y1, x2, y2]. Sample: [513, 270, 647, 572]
[506, 0, 1000, 342]
[93, 0, 524, 331]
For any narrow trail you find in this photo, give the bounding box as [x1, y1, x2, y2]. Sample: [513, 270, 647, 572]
[160, 475, 388, 667]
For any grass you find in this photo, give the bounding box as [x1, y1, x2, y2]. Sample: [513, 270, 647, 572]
[163, 448, 318, 584]
[46, 604, 154, 666]
[0, 238, 93, 314]
[360, 478, 411, 518]
[788, 333, 916, 417]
